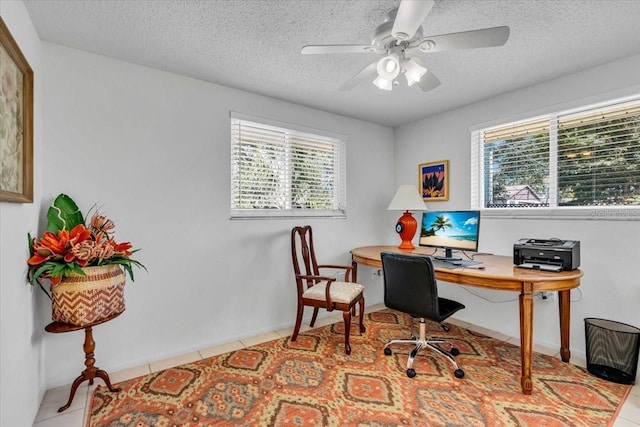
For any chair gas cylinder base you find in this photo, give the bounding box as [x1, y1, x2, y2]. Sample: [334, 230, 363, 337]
[383, 317, 464, 378]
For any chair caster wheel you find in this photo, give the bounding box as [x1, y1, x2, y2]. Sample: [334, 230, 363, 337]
[384, 347, 392, 356]
[407, 368, 416, 378]
[454, 369, 465, 379]
[451, 347, 460, 356]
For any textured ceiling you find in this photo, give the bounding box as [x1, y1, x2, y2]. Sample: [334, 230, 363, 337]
[23, 0, 640, 127]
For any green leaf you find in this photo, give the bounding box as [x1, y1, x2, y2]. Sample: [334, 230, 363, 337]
[29, 262, 55, 285]
[27, 232, 34, 254]
[50, 263, 68, 277]
[28, 266, 46, 285]
[67, 263, 86, 276]
[46, 194, 84, 233]
[122, 263, 135, 282]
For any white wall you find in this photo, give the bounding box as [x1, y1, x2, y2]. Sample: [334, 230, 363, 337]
[394, 54, 640, 364]
[40, 42, 395, 388]
[0, 1, 44, 426]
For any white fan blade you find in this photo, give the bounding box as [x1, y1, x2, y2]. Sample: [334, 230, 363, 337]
[301, 45, 379, 55]
[339, 61, 378, 91]
[411, 57, 440, 92]
[392, 0, 435, 41]
[409, 26, 510, 53]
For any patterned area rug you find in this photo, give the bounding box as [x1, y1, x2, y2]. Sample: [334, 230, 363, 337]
[88, 309, 631, 426]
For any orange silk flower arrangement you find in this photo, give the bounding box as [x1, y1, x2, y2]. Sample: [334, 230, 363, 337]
[27, 194, 145, 297]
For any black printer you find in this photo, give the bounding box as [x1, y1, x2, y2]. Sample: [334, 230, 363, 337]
[513, 238, 580, 272]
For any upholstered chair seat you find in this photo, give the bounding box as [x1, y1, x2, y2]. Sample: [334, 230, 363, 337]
[302, 281, 365, 304]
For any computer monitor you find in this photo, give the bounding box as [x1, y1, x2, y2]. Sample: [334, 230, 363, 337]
[419, 210, 481, 261]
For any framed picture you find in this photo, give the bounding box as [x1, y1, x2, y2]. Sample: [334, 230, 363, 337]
[0, 18, 33, 203]
[419, 160, 448, 201]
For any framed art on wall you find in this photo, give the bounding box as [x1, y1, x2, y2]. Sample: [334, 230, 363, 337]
[419, 160, 448, 201]
[0, 18, 34, 203]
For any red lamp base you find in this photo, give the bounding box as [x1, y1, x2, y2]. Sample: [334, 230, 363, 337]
[395, 210, 417, 250]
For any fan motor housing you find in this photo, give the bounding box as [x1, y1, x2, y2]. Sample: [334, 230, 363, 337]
[371, 9, 424, 49]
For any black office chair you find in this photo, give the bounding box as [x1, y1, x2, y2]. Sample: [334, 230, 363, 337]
[381, 251, 465, 379]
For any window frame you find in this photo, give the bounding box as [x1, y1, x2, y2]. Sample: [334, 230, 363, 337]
[471, 95, 640, 221]
[230, 112, 347, 219]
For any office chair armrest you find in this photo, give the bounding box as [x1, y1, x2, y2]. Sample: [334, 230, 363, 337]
[317, 264, 355, 282]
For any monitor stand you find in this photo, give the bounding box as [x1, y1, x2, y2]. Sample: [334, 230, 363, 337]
[434, 248, 462, 262]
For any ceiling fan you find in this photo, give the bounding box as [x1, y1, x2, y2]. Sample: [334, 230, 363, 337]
[301, 0, 510, 92]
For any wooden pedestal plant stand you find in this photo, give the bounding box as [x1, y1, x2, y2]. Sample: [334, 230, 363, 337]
[46, 264, 127, 412]
[28, 194, 146, 411]
[45, 312, 123, 412]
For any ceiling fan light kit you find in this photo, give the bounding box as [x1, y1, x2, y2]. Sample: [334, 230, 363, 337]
[301, 0, 510, 93]
[373, 53, 427, 91]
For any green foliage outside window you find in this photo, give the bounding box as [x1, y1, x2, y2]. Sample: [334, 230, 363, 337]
[558, 116, 640, 206]
[480, 99, 639, 209]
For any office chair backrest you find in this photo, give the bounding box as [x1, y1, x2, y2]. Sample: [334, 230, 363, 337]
[381, 252, 440, 320]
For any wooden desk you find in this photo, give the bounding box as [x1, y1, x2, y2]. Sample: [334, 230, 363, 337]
[45, 311, 123, 412]
[350, 245, 583, 395]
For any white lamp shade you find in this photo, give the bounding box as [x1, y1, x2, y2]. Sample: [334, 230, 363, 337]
[373, 76, 393, 91]
[387, 185, 426, 211]
[376, 53, 400, 80]
[404, 58, 427, 86]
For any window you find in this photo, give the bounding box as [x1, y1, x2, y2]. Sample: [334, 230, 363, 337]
[230, 113, 346, 218]
[471, 97, 640, 219]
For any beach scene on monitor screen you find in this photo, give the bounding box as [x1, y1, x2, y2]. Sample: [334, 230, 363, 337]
[419, 212, 479, 250]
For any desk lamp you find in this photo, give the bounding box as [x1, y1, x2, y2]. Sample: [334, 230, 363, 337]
[387, 185, 426, 250]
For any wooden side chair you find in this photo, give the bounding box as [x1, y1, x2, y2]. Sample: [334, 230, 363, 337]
[290, 225, 366, 354]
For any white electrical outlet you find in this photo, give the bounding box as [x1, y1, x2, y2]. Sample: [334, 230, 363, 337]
[370, 269, 382, 279]
[541, 291, 556, 302]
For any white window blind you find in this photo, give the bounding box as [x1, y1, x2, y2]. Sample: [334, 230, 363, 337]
[482, 118, 551, 207]
[230, 113, 346, 218]
[557, 103, 640, 206]
[471, 97, 640, 217]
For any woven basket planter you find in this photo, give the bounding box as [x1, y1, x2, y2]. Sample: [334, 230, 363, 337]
[52, 265, 126, 326]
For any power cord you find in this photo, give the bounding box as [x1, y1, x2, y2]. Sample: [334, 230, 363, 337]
[571, 287, 583, 303]
[461, 250, 494, 260]
[461, 287, 519, 303]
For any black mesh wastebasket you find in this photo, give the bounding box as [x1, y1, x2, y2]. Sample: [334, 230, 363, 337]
[584, 318, 640, 384]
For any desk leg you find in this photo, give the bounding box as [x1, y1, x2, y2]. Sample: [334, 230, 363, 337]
[558, 289, 571, 362]
[519, 283, 534, 395]
[57, 326, 121, 412]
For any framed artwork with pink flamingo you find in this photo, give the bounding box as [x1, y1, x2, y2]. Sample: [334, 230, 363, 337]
[419, 160, 448, 201]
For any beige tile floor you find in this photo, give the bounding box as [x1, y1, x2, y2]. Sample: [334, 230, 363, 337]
[34, 304, 640, 426]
